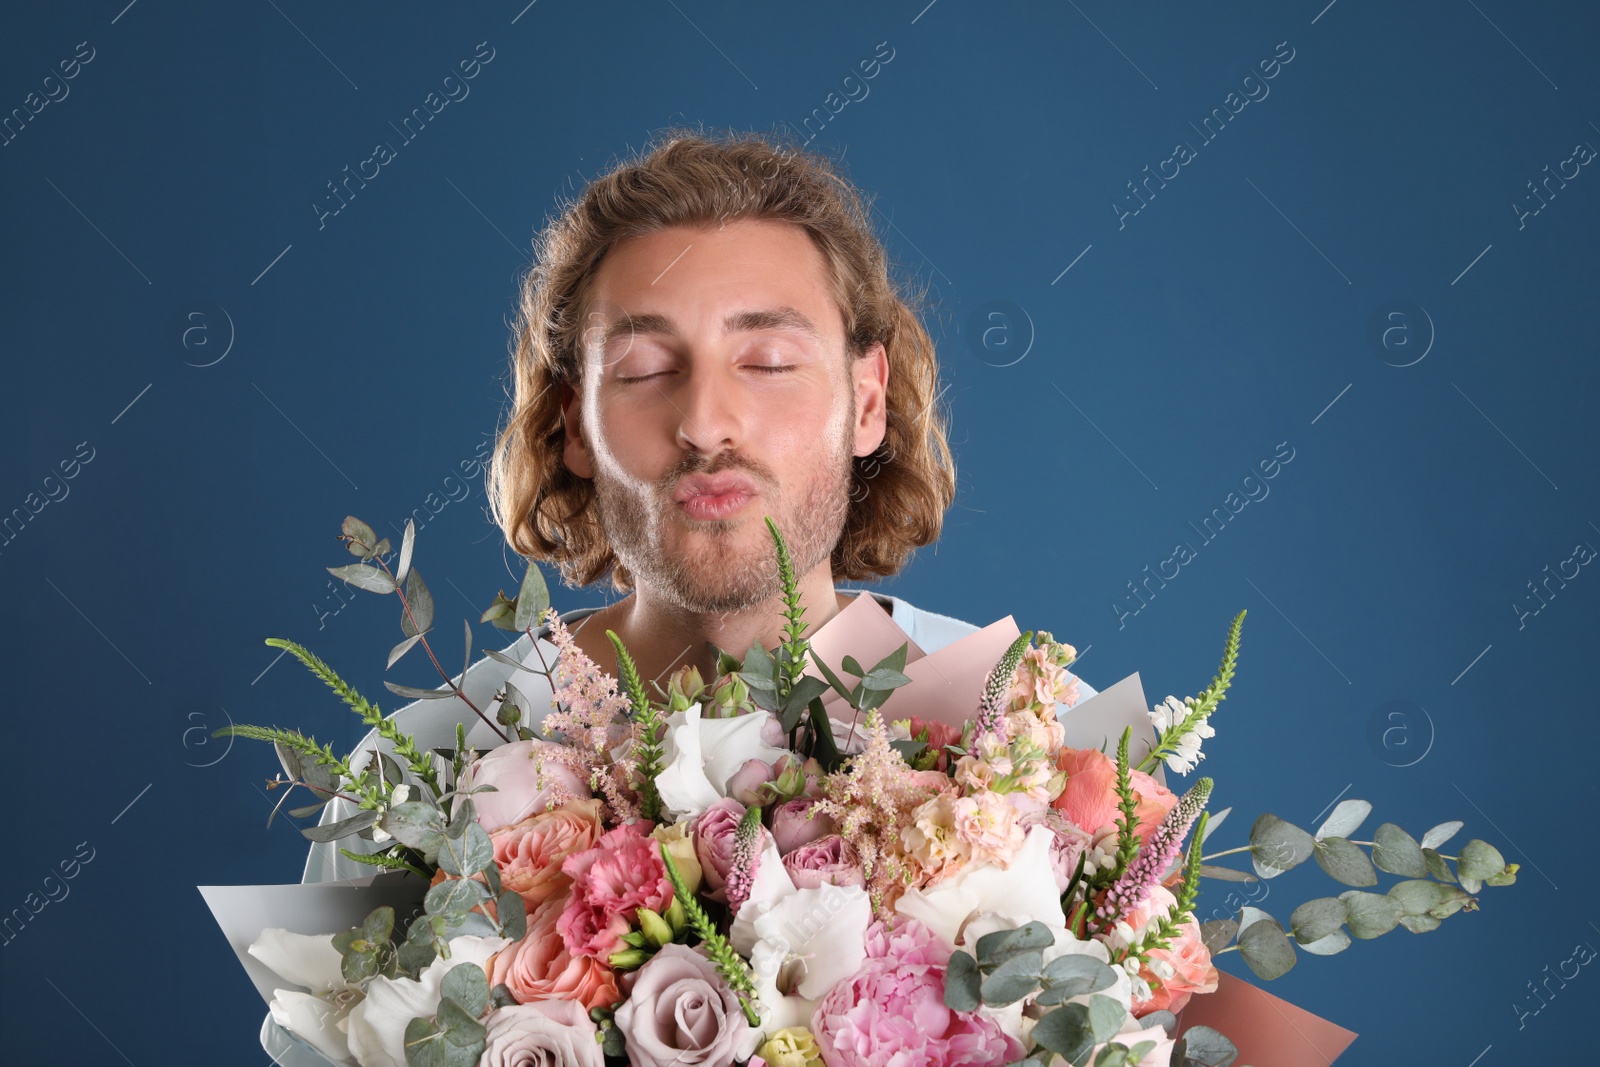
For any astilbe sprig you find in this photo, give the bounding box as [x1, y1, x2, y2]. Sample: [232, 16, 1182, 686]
[1090, 778, 1213, 937]
[538, 608, 640, 822]
[811, 708, 943, 916]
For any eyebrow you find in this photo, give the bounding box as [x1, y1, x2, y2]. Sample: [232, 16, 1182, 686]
[598, 306, 823, 352]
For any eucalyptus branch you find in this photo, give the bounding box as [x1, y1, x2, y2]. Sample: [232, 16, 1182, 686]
[216, 723, 384, 809]
[263, 638, 445, 798]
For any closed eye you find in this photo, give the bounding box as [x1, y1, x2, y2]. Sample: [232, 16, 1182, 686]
[618, 365, 795, 382]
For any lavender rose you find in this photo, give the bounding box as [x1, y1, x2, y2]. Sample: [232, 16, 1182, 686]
[781, 834, 865, 890]
[481, 999, 603, 1067]
[612, 943, 753, 1067]
[770, 798, 836, 856]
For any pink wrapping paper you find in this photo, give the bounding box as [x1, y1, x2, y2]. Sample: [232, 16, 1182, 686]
[1176, 971, 1358, 1065]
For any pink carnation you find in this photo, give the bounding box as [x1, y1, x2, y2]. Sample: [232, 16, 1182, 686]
[812, 918, 1023, 1067]
[557, 821, 673, 960]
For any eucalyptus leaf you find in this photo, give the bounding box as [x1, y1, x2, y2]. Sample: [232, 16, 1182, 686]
[426, 875, 489, 919]
[981, 950, 1044, 1007]
[1422, 847, 1457, 883]
[342, 515, 379, 557]
[1237, 914, 1297, 980]
[1199, 865, 1257, 883]
[302, 808, 379, 843]
[841, 655, 865, 677]
[1339, 891, 1403, 939]
[497, 891, 526, 941]
[1199, 920, 1238, 956]
[328, 562, 396, 594]
[438, 822, 493, 877]
[1289, 897, 1346, 944]
[1086, 994, 1127, 1042]
[1398, 911, 1443, 933]
[1313, 837, 1378, 886]
[440, 962, 490, 1017]
[1419, 820, 1463, 851]
[382, 801, 447, 854]
[1297, 929, 1352, 956]
[1314, 799, 1372, 841]
[1030, 1001, 1095, 1061]
[1174, 1025, 1239, 1067]
[859, 666, 912, 692]
[1457, 839, 1506, 881]
[396, 518, 416, 585]
[1248, 814, 1315, 878]
[388, 631, 428, 669]
[401, 568, 435, 637]
[481, 647, 527, 670]
[1040, 954, 1118, 1000]
[944, 950, 980, 1011]
[1199, 807, 1231, 844]
[976, 921, 1056, 963]
[1372, 822, 1427, 877]
[512, 559, 549, 632]
[384, 680, 457, 700]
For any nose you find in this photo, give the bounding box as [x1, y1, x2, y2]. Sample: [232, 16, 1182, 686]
[673, 364, 745, 456]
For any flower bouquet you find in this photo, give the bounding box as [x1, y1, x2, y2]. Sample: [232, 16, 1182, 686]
[204, 514, 1518, 1067]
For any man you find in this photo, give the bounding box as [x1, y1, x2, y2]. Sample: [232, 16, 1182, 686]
[300, 128, 1096, 885]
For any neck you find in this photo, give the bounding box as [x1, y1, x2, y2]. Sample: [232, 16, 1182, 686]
[568, 563, 855, 690]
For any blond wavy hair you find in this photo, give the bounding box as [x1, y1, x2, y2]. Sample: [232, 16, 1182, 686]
[487, 126, 956, 591]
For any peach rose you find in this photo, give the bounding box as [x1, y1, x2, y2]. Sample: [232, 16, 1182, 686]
[1052, 747, 1177, 845]
[1121, 885, 1219, 1017]
[493, 798, 605, 912]
[489, 898, 620, 1012]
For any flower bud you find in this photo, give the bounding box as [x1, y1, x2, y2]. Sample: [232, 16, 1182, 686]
[637, 907, 674, 949]
[608, 948, 649, 970]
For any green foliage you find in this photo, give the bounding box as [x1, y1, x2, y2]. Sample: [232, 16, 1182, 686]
[1137, 610, 1245, 775]
[608, 629, 666, 820]
[657, 842, 761, 1026]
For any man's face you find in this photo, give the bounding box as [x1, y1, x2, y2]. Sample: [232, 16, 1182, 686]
[561, 218, 888, 615]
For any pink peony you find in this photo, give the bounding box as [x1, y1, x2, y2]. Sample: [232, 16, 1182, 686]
[771, 798, 836, 856]
[492, 798, 604, 912]
[489, 898, 620, 1012]
[781, 834, 866, 890]
[461, 739, 592, 833]
[557, 822, 673, 960]
[694, 796, 748, 903]
[811, 918, 1024, 1067]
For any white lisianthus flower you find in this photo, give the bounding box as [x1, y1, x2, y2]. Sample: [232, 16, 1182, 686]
[743, 883, 872, 1040]
[655, 703, 789, 820]
[248, 929, 360, 1066]
[344, 934, 509, 1067]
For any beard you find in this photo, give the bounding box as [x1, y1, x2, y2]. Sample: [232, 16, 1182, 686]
[590, 419, 856, 617]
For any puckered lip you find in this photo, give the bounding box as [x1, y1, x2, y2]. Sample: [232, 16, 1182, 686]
[672, 471, 758, 502]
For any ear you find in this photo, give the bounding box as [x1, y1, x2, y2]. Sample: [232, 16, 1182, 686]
[560, 381, 595, 479]
[851, 341, 889, 458]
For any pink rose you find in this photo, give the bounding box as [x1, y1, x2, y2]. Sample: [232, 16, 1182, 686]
[489, 898, 620, 1012]
[480, 998, 604, 1067]
[781, 835, 865, 890]
[812, 918, 1023, 1067]
[557, 822, 673, 960]
[770, 798, 836, 856]
[1129, 771, 1178, 847]
[493, 799, 604, 912]
[694, 797, 747, 902]
[613, 943, 753, 1067]
[726, 758, 778, 807]
[462, 740, 592, 833]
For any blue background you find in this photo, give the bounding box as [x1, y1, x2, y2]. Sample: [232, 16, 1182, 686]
[2, 1, 1595, 1063]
